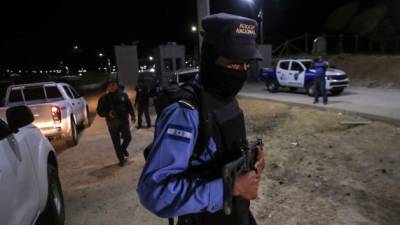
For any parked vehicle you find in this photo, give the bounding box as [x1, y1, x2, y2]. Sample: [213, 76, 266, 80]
[173, 68, 199, 86]
[0, 105, 65, 225]
[259, 59, 349, 96]
[0, 82, 89, 146]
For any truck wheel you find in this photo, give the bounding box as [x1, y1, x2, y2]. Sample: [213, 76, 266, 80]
[66, 117, 78, 146]
[331, 88, 344, 96]
[266, 79, 279, 93]
[35, 164, 65, 225]
[305, 82, 315, 96]
[83, 106, 90, 128]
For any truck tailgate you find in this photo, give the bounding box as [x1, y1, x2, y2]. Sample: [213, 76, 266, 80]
[28, 104, 57, 129]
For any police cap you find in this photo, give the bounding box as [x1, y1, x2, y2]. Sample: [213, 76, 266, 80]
[202, 13, 263, 61]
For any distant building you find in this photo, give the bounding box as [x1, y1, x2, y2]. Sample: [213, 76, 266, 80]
[153, 42, 185, 84]
[114, 44, 139, 97]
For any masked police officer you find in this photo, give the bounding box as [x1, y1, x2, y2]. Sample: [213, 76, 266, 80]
[312, 56, 329, 105]
[137, 13, 265, 225]
[97, 79, 136, 166]
[135, 80, 151, 128]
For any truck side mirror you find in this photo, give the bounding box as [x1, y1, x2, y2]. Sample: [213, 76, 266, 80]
[6, 105, 34, 133]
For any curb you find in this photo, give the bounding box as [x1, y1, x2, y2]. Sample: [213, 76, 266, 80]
[238, 93, 400, 126]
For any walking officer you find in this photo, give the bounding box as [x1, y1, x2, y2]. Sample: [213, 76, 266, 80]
[134, 80, 151, 128]
[97, 79, 136, 166]
[137, 13, 265, 225]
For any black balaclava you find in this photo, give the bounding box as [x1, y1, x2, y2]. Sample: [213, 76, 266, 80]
[200, 42, 248, 99]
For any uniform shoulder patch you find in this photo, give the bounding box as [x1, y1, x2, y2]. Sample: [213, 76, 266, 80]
[178, 100, 196, 110]
[166, 124, 193, 143]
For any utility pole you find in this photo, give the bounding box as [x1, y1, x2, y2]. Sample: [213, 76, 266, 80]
[196, 0, 210, 55]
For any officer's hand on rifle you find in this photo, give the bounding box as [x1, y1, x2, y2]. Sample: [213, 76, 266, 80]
[233, 170, 260, 200]
[254, 147, 265, 174]
[109, 111, 115, 119]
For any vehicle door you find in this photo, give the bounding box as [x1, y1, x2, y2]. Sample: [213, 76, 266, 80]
[0, 120, 40, 225]
[276, 61, 291, 86]
[62, 85, 80, 122]
[288, 61, 306, 87]
[69, 86, 85, 123]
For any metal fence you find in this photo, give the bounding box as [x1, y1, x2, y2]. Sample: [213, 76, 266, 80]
[271, 33, 400, 57]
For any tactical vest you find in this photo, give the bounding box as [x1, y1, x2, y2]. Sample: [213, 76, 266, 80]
[181, 91, 257, 225]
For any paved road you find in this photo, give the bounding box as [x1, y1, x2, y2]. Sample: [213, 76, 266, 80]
[55, 93, 163, 225]
[240, 83, 400, 123]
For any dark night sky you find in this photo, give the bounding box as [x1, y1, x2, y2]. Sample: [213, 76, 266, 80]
[1, 0, 399, 69]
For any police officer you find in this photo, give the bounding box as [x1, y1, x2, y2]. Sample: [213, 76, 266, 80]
[149, 79, 163, 116]
[137, 13, 265, 225]
[97, 79, 135, 166]
[312, 56, 329, 105]
[135, 80, 151, 128]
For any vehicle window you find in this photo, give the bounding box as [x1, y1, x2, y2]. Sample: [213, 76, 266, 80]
[45, 86, 63, 99]
[63, 86, 73, 98]
[0, 119, 11, 140]
[23, 86, 46, 101]
[69, 86, 81, 98]
[291, 62, 304, 72]
[9, 90, 24, 103]
[279, 61, 290, 70]
[164, 58, 173, 72]
[180, 72, 198, 83]
[301, 61, 313, 70]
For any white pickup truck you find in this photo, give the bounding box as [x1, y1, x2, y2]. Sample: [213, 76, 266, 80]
[0, 105, 65, 225]
[259, 59, 350, 96]
[0, 82, 89, 146]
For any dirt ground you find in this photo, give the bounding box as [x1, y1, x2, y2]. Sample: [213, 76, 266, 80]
[57, 97, 400, 225]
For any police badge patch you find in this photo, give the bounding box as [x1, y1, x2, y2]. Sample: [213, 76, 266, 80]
[166, 124, 193, 143]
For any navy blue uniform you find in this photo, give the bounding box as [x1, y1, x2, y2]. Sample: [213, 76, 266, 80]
[313, 61, 328, 104]
[135, 84, 151, 128]
[97, 90, 135, 162]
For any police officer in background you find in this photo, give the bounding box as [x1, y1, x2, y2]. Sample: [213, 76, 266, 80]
[312, 56, 329, 105]
[134, 80, 151, 128]
[149, 79, 163, 116]
[97, 79, 136, 166]
[137, 13, 265, 225]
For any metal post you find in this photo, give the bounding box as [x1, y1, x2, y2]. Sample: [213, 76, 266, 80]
[339, 34, 344, 53]
[258, 10, 264, 44]
[305, 33, 309, 54]
[355, 35, 359, 53]
[196, 0, 210, 55]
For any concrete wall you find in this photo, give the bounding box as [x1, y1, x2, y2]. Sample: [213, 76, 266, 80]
[259, 44, 272, 68]
[114, 45, 139, 97]
[153, 43, 185, 85]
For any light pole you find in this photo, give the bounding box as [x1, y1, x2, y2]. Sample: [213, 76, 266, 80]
[191, 25, 198, 67]
[243, 0, 264, 44]
[98, 52, 111, 73]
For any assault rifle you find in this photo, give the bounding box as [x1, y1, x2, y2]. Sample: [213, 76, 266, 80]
[222, 138, 263, 215]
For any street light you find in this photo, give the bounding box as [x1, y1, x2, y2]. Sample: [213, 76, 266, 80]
[242, 0, 264, 44]
[98, 53, 104, 57]
[149, 56, 154, 61]
[191, 25, 199, 67]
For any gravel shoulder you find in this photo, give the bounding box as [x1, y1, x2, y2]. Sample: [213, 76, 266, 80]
[57, 96, 400, 225]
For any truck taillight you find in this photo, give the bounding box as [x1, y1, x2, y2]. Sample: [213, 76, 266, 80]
[51, 106, 62, 124]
